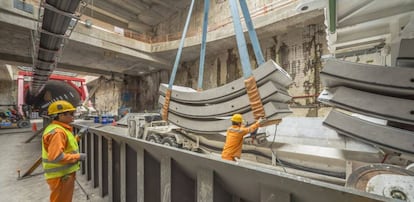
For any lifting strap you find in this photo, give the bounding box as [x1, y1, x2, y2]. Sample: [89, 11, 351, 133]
[229, 0, 265, 119]
[162, 0, 195, 121]
[239, 0, 265, 66]
[197, 0, 210, 91]
[163, 0, 266, 121]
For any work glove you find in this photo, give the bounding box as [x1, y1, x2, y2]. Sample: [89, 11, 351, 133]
[257, 117, 266, 125]
[79, 153, 87, 161]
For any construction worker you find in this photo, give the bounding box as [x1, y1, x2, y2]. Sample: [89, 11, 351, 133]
[222, 114, 264, 161]
[42, 100, 86, 202]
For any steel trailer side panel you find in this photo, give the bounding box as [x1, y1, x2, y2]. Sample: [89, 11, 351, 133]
[79, 125, 387, 202]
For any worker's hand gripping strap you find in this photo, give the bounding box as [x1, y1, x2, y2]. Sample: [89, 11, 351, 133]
[162, 89, 172, 121]
[244, 76, 265, 119]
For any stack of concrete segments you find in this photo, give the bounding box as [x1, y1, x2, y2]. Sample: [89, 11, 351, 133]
[159, 60, 293, 134]
[318, 59, 414, 155]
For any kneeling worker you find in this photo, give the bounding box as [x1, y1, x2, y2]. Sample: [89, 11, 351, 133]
[222, 114, 264, 161]
[42, 100, 86, 202]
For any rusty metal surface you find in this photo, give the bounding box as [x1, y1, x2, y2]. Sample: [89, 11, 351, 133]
[159, 81, 291, 118]
[319, 86, 414, 125]
[75, 124, 388, 202]
[323, 110, 414, 155]
[159, 60, 292, 104]
[346, 164, 414, 190]
[320, 59, 414, 98]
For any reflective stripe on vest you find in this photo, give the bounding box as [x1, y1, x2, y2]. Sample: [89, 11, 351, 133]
[41, 123, 80, 179]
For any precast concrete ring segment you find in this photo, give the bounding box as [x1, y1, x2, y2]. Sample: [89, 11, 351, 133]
[323, 109, 414, 155]
[318, 86, 414, 125]
[159, 60, 292, 104]
[321, 59, 414, 98]
[164, 102, 292, 134]
[158, 81, 291, 118]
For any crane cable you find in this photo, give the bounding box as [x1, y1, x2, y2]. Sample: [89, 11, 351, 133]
[162, 0, 196, 121]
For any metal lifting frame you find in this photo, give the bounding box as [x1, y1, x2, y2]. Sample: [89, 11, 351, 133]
[197, 0, 210, 90]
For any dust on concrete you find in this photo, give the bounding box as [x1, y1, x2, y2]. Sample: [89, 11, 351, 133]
[0, 128, 105, 202]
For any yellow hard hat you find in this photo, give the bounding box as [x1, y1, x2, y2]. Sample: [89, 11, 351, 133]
[231, 114, 243, 123]
[48, 100, 76, 115]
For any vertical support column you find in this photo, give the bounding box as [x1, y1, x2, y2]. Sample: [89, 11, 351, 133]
[137, 147, 144, 202]
[102, 137, 109, 197]
[144, 151, 160, 202]
[91, 134, 96, 186]
[197, 168, 213, 202]
[161, 156, 171, 202]
[86, 132, 92, 180]
[108, 138, 113, 202]
[260, 185, 291, 202]
[92, 134, 99, 188]
[125, 145, 137, 202]
[80, 131, 86, 175]
[98, 135, 103, 197]
[17, 75, 24, 115]
[120, 142, 126, 202]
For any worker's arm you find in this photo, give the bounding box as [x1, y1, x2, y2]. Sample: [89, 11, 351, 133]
[44, 130, 80, 164]
[239, 121, 260, 135]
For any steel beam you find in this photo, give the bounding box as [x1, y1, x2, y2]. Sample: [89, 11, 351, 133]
[197, 168, 213, 202]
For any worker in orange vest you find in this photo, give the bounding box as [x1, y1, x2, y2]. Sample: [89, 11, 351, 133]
[41, 100, 86, 202]
[222, 114, 264, 161]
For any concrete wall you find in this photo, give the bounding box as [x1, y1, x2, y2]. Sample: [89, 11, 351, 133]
[0, 65, 17, 110]
[86, 8, 392, 117]
[154, 0, 285, 37]
[92, 70, 169, 115]
[125, 70, 169, 112]
[266, 17, 329, 117]
[168, 14, 331, 117]
[93, 79, 122, 115]
[0, 80, 16, 106]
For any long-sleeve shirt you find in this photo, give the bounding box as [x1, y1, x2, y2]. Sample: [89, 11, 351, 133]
[42, 120, 80, 164]
[221, 121, 260, 161]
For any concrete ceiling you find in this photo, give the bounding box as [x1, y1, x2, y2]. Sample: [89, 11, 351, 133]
[1, 0, 413, 81]
[85, 0, 191, 34]
[1, 0, 326, 79]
